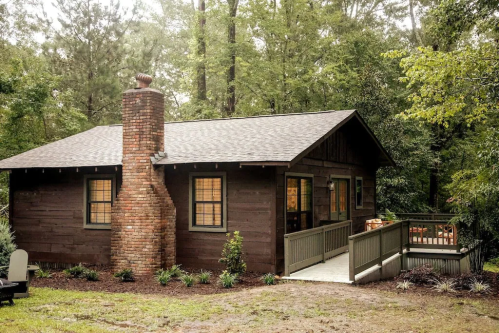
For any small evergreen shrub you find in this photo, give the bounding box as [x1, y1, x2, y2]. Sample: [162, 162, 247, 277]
[84, 269, 99, 281]
[114, 268, 135, 282]
[35, 267, 52, 279]
[181, 274, 195, 287]
[262, 273, 276, 285]
[219, 270, 236, 288]
[433, 279, 456, 293]
[198, 270, 211, 284]
[156, 271, 172, 286]
[219, 231, 246, 276]
[64, 264, 87, 278]
[469, 279, 490, 294]
[166, 264, 185, 278]
[0, 218, 16, 277]
[396, 280, 413, 291]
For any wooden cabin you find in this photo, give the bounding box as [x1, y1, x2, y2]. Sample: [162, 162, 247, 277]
[0, 77, 394, 275]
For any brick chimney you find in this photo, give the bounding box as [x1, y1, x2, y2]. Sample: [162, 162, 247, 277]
[111, 74, 176, 275]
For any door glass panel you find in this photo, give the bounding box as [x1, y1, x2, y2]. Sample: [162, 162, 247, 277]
[286, 176, 313, 233]
[286, 178, 299, 212]
[339, 180, 347, 212]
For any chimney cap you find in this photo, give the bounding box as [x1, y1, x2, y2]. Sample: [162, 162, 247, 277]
[135, 73, 153, 88]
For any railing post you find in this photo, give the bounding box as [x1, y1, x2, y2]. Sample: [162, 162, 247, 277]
[322, 227, 326, 263]
[406, 220, 411, 252]
[379, 228, 383, 266]
[284, 236, 290, 276]
[399, 222, 404, 254]
[349, 237, 355, 282]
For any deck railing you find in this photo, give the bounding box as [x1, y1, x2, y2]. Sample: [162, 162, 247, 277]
[390, 213, 456, 221]
[284, 220, 352, 276]
[349, 219, 460, 281]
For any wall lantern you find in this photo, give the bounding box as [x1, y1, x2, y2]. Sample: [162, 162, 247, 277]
[327, 180, 335, 191]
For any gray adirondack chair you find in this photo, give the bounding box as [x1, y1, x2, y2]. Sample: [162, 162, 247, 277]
[0, 249, 31, 298]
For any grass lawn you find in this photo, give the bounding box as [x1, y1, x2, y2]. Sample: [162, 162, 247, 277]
[1, 282, 499, 332]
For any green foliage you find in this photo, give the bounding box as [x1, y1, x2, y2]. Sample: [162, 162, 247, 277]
[396, 280, 413, 291]
[35, 267, 52, 279]
[155, 270, 172, 286]
[64, 264, 87, 278]
[219, 231, 246, 276]
[166, 264, 185, 278]
[219, 270, 236, 289]
[84, 269, 99, 281]
[0, 218, 16, 275]
[180, 274, 195, 287]
[432, 279, 456, 293]
[113, 268, 135, 282]
[198, 270, 211, 284]
[262, 273, 276, 286]
[381, 209, 398, 222]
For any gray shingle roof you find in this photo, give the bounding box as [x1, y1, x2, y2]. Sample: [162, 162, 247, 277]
[0, 110, 392, 169]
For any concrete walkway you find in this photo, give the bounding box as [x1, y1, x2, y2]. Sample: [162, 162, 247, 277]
[282, 253, 351, 284]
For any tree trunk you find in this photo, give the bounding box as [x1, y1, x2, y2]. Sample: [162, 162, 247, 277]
[429, 124, 441, 210]
[196, 0, 207, 101]
[409, 0, 423, 46]
[225, 0, 239, 116]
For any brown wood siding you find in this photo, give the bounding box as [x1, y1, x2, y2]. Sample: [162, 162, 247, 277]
[275, 120, 378, 273]
[165, 163, 275, 273]
[10, 167, 120, 265]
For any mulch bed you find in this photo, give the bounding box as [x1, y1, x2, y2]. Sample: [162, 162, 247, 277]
[359, 271, 499, 300]
[31, 266, 266, 296]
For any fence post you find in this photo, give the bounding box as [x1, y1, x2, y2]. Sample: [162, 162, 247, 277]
[284, 236, 290, 276]
[399, 222, 404, 254]
[322, 227, 326, 263]
[349, 237, 355, 282]
[378, 228, 383, 266]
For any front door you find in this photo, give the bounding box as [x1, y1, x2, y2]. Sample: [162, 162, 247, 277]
[286, 176, 313, 233]
[330, 178, 348, 221]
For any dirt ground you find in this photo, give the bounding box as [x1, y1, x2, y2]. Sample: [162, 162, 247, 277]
[3, 279, 499, 332]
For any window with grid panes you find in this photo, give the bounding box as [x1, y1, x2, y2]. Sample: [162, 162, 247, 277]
[192, 177, 223, 227]
[87, 178, 113, 225]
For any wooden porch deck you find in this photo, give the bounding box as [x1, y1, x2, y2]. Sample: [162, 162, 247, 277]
[283, 252, 351, 283]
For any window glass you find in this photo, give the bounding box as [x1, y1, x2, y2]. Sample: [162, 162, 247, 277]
[87, 179, 112, 224]
[193, 177, 223, 227]
[286, 176, 313, 233]
[356, 178, 363, 208]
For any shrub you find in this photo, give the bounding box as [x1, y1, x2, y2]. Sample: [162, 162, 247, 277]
[114, 268, 135, 282]
[166, 264, 185, 278]
[156, 271, 172, 286]
[396, 280, 413, 291]
[469, 279, 490, 294]
[181, 274, 195, 287]
[262, 273, 276, 285]
[198, 270, 211, 284]
[433, 279, 456, 293]
[398, 264, 440, 285]
[219, 231, 246, 276]
[219, 270, 236, 288]
[0, 218, 16, 276]
[35, 267, 52, 279]
[84, 269, 99, 281]
[64, 264, 87, 278]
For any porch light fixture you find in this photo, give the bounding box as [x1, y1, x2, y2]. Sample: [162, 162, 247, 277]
[327, 180, 335, 191]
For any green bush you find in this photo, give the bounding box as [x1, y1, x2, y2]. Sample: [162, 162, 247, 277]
[64, 264, 87, 278]
[113, 268, 135, 282]
[35, 267, 52, 279]
[166, 264, 185, 278]
[219, 270, 236, 288]
[84, 269, 99, 281]
[156, 270, 172, 286]
[219, 231, 246, 276]
[262, 273, 276, 285]
[198, 270, 211, 284]
[0, 218, 16, 276]
[181, 274, 195, 287]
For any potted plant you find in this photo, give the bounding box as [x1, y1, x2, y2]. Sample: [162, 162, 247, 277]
[381, 209, 397, 225]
